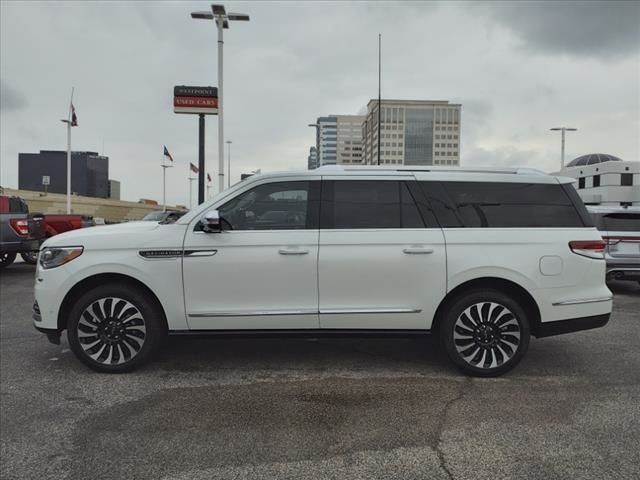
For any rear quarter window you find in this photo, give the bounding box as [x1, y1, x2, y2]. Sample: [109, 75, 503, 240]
[423, 181, 587, 228]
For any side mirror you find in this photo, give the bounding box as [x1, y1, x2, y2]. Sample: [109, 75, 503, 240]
[202, 210, 221, 233]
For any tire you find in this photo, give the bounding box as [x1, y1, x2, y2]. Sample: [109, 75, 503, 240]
[0, 252, 17, 269]
[440, 289, 530, 377]
[21, 251, 38, 264]
[67, 284, 166, 373]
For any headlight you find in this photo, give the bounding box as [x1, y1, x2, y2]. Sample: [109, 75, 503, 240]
[39, 246, 84, 269]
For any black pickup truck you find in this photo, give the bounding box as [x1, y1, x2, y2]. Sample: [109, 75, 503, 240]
[0, 195, 46, 269]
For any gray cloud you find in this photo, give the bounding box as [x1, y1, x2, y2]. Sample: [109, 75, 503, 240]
[474, 1, 640, 59]
[0, 80, 27, 112]
[0, 1, 638, 204]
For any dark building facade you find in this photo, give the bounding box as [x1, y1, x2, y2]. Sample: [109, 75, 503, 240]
[19, 150, 109, 198]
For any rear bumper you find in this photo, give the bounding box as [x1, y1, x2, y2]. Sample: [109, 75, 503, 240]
[535, 313, 610, 338]
[606, 265, 640, 280]
[0, 238, 42, 254]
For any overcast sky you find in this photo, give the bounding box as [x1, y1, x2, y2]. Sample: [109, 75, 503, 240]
[1, 0, 639, 205]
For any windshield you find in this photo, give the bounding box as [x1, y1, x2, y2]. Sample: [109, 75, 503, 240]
[142, 211, 166, 221]
[602, 213, 640, 232]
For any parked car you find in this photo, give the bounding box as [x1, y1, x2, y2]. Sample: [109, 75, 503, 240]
[587, 206, 640, 285]
[0, 195, 46, 268]
[32, 166, 612, 376]
[141, 210, 186, 223]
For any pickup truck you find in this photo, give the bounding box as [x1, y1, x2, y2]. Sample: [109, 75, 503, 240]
[0, 195, 95, 267]
[0, 195, 46, 268]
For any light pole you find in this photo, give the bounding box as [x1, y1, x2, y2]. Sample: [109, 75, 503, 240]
[550, 127, 577, 169]
[226, 140, 232, 188]
[191, 4, 249, 195]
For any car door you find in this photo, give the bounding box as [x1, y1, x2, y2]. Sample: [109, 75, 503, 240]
[318, 177, 447, 330]
[182, 179, 321, 330]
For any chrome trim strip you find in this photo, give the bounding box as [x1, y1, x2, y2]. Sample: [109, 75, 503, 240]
[183, 250, 218, 257]
[320, 308, 422, 315]
[189, 309, 318, 318]
[138, 249, 217, 259]
[188, 308, 422, 317]
[552, 296, 613, 306]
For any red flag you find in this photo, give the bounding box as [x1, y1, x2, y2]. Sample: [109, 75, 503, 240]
[190, 162, 199, 174]
[207, 173, 212, 182]
[71, 103, 78, 127]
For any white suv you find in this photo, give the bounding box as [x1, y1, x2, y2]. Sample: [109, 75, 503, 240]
[33, 166, 612, 376]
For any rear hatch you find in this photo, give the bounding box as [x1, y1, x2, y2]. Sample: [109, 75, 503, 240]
[600, 212, 640, 259]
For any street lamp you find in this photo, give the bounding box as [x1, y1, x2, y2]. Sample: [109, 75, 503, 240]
[226, 140, 232, 188]
[191, 4, 249, 194]
[550, 127, 577, 170]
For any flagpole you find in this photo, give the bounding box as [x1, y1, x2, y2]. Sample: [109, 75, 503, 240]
[66, 87, 74, 214]
[162, 155, 167, 212]
[188, 177, 197, 209]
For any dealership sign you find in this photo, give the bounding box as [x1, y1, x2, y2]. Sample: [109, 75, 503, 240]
[173, 86, 218, 115]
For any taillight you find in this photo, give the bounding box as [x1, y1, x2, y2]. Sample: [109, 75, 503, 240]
[70, 219, 81, 229]
[9, 218, 30, 236]
[569, 240, 606, 259]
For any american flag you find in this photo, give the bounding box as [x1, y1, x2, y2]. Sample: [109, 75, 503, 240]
[71, 103, 78, 127]
[190, 162, 199, 174]
[163, 145, 173, 162]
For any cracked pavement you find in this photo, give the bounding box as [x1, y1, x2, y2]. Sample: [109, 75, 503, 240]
[1, 262, 639, 479]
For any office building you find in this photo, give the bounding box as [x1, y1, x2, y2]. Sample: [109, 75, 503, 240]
[307, 146, 318, 170]
[553, 153, 639, 206]
[311, 115, 365, 167]
[362, 99, 461, 166]
[19, 150, 110, 198]
[315, 116, 337, 166]
[108, 179, 121, 200]
[335, 115, 365, 164]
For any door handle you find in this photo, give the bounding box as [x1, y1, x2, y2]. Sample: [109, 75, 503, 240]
[403, 248, 434, 255]
[278, 249, 310, 255]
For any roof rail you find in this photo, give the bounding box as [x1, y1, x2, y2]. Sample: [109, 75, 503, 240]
[317, 165, 547, 176]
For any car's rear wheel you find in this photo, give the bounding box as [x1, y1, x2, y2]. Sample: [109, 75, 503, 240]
[21, 251, 38, 264]
[67, 284, 166, 373]
[0, 252, 17, 269]
[440, 289, 530, 377]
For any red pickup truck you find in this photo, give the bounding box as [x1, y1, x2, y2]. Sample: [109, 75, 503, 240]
[0, 195, 95, 268]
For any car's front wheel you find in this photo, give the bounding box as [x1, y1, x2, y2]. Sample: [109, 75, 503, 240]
[67, 284, 166, 373]
[0, 252, 16, 269]
[440, 289, 530, 377]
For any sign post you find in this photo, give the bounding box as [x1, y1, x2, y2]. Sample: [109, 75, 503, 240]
[174, 86, 218, 206]
[42, 175, 50, 196]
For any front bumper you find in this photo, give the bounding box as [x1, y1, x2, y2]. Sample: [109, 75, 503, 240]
[535, 313, 611, 338]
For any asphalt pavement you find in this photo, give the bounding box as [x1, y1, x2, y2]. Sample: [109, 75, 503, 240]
[1, 262, 639, 480]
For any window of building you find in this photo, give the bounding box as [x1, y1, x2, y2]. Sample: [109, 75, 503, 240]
[593, 175, 601, 187]
[621, 173, 633, 186]
[218, 181, 319, 230]
[321, 181, 424, 229]
[427, 182, 586, 228]
[578, 177, 585, 189]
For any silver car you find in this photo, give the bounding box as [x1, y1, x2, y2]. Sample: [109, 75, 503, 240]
[588, 206, 640, 285]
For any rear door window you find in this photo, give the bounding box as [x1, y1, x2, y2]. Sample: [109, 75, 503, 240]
[321, 180, 425, 229]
